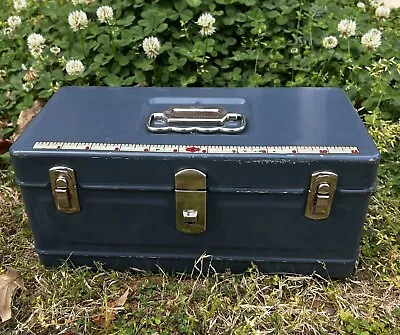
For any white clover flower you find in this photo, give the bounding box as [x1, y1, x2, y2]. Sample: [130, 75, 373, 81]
[68, 10, 88, 32]
[50, 46, 61, 55]
[337, 19, 356, 38]
[361, 28, 382, 51]
[23, 82, 34, 92]
[375, 6, 390, 19]
[13, 0, 28, 12]
[369, 0, 384, 7]
[290, 47, 299, 54]
[66, 59, 85, 76]
[8, 16, 22, 29]
[142, 36, 161, 59]
[24, 68, 39, 82]
[196, 13, 216, 37]
[97, 6, 114, 24]
[323, 36, 338, 49]
[270, 62, 278, 69]
[71, 0, 86, 5]
[357, 2, 366, 9]
[27, 33, 45, 49]
[30, 47, 44, 58]
[3, 27, 13, 38]
[27, 33, 46, 58]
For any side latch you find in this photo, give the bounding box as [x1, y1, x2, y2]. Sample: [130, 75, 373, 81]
[175, 169, 207, 234]
[49, 166, 80, 214]
[305, 171, 338, 220]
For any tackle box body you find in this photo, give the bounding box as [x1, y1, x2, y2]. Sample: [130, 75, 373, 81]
[10, 87, 380, 277]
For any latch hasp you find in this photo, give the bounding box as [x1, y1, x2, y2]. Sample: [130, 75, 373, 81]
[50, 166, 80, 214]
[175, 169, 207, 234]
[305, 171, 338, 220]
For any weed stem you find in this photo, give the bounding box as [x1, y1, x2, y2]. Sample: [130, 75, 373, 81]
[202, 38, 208, 67]
[254, 47, 260, 79]
[152, 58, 156, 86]
[108, 25, 116, 56]
[80, 32, 86, 57]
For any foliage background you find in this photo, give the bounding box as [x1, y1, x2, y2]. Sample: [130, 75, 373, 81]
[0, 0, 399, 123]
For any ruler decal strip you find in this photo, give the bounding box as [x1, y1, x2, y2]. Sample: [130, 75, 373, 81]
[33, 142, 360, 155]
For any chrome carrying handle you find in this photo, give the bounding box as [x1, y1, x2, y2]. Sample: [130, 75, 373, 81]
[146, 107, 246, 134]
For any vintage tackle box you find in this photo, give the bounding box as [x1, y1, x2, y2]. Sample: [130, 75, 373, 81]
[10, 87, 380, 277]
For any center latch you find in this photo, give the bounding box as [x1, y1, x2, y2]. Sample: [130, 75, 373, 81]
[175, 169, 207, 234]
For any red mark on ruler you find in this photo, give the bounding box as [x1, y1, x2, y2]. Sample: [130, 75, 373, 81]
[186, 146, 201, 153]
[351, 149, 359, 154]
[320, 149, 328, 154]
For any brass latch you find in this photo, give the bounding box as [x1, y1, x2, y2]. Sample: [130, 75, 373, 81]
[305, 171, 338, 220]
[50, 166, 80, 214]
[175, 169, 207, 234]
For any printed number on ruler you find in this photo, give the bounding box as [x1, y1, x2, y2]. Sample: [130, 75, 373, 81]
[33, 142, 360, 154]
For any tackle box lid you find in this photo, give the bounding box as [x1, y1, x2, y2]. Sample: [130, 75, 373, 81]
[10, 87, 380, 190]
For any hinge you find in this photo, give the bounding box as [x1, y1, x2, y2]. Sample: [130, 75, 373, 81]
[49, 166, 80, 214]
[305, 171, 338, 220]
[175, 169, 207, 234]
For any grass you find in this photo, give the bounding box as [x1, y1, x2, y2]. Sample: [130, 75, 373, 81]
[1, 144, 400, 334]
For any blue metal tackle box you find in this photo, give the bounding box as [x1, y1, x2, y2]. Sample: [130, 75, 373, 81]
[10, 87, 380, 277]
